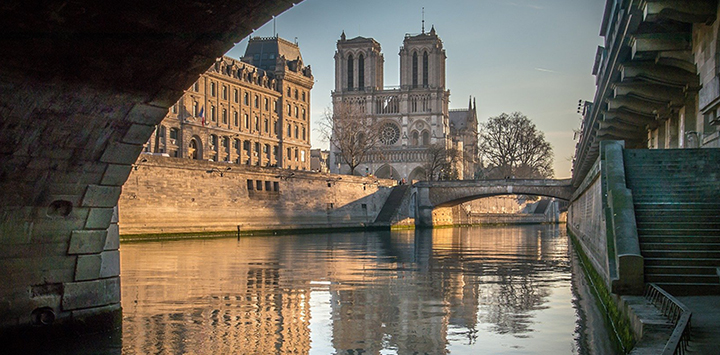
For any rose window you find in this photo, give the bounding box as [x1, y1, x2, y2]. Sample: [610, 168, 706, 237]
[379, 122, 400, 145]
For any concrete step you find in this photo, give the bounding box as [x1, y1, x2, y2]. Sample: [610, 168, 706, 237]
[635, 211, 720, 221]
[642, 250, 720, 259]
[640, 242, 720, 251]
[644, 257, 720, 267]
[640, 235, 720, 244]
[646, 273, 720, 284]
[645, 265, 719, 275]
[649, 282, 720, 296]
[637, 228, 720, 236]
[636, 221, 720, 230]
[634, 202, 720, 210]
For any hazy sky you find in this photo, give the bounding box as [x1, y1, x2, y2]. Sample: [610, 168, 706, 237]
[226, 0, 605, 178]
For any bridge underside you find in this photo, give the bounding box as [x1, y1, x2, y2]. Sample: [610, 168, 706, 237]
[0, 0, 296, 333]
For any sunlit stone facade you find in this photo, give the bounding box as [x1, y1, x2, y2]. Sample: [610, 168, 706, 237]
[330, 27, 478, 180]
[146, 36, 314, 170]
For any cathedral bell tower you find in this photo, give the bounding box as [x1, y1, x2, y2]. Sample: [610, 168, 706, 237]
[334, 32, 384, 93]
[399, 26, 446, 90]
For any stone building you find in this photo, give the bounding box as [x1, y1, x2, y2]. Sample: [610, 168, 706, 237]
[145, 36, 314, 170]
[330, 27, 478, 180]
[310, 149, 330, 173]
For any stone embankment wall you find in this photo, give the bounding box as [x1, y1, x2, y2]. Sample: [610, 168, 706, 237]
[118, 155, 395, 235]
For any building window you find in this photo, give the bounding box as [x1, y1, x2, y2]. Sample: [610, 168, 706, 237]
[358, 53, 365, 90]
[301, 150, 305, 162]
[287, 87, 291, 96]
[273, 181, 279, 192]
[273, 100, 278, 113]
[222, 108, 227, 124]
[264, 118, 269, 133]
[210, 82, 216, 96]
[210, 134, 218, 150]
[171, 103, 177, 114]
[302, 91, 306, 102]
[294, 89, 298, 100]
[287, 147, 291, 159]
[256, 180, 262, 191]
[192, 102, 198, 117]
[423, 51, 429, 87]
[244, 114, 249, 129]
[194, 81, 199, 92]
[264, 98, 269, 111]
[287, 104, 291, 115]
[222, 86, 227, 100]
[254, 116, 260, 132]
[169, 128, 178, 141]
[302, 126, 306, 140]
[211, 106, 216, 122]
[247, 179, 254, 191]
[244, 92, 249, 105]
[265, 181, 272, 191]
[295, 125, 299, 139]
[234, 89, 239, 103]
[234, 111, 239, 126]
[254, 95, 259, 108]
[295, 149, 299, 161]
[422, 130, 430, 146]
[412, 131, 419, 146]
[412, 52, 418, 88]
[294, 106, 298, 118]
[347, 54, 354, 90]
[287, 123, 291, 137]
[302, 108, 306, 120]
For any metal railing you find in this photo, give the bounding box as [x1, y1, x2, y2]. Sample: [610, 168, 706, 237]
[644, 283, 692, 355]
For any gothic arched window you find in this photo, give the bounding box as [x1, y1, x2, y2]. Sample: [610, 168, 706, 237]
[347, 55, 354, 90]
[358, 54, 365, 90]
[412, 52, 418, 88]
[423, 51, 429, 87]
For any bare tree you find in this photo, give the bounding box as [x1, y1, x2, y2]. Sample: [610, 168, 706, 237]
[479, 112, 554, 179]
[318, 101, 381, 175]
[424, 143, 460, 181]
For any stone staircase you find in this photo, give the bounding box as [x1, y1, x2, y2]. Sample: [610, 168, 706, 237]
[623, 149, 720, 295]
[374, 185, 409, 224]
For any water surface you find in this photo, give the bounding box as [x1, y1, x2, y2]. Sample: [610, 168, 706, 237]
[117, 225, 614, 354]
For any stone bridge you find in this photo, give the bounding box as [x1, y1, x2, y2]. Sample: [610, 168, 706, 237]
[0, 0, 298, 335]
[414, 179, 574, 226]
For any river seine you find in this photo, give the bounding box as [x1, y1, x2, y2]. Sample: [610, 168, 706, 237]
[113, 225, 617, 354]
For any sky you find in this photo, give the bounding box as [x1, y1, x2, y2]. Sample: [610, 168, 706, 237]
[226, 0, 606, 178]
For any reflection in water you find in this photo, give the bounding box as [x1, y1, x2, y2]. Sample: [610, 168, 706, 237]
[114, 225, 606, 354]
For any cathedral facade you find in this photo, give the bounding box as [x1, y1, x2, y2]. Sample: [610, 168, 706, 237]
[145, 36, 313, 170]
[330, 27, 477, 180]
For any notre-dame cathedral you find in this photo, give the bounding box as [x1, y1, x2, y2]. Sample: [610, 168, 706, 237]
[330, 26, 478, 180]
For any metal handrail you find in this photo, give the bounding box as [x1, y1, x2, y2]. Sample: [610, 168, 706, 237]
[644, 283, 692, 355]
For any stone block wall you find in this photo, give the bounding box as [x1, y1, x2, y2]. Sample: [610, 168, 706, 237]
[118, 155, 395, 235]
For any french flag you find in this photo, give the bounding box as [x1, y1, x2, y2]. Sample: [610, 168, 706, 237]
[199, 106, 205, 126]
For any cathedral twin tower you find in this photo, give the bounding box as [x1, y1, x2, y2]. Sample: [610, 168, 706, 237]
[330, 26, 477, 181]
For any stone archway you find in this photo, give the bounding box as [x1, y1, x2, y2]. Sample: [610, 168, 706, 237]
[375, 164, 400, 180]
[0, 0, 299, 333]
[408, 166, 427, 182]
[188, 136, 203, 160]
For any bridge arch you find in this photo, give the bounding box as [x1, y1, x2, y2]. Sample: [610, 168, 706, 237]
[0, 0, 299, 333]
[375, 164, 400, 180]
[414, 179, 573, 226]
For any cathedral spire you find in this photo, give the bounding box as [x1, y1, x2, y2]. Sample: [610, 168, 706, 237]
[340, 31, 346, 41]
[421, 7, 425, 34]
[468, 96, 472, 110]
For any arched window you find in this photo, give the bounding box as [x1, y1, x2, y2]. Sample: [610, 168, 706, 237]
[423, 51, 429, 87]
[189, 138, 200, 160]
[358, 54, 365, 90]
[412, 52, 418, 88]
[422, 130, 430, 146]
[347, 54, 354, 90]
[412, 131, 419, 146]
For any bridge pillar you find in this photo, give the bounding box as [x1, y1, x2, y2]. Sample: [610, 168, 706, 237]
[415, 186, 435, 227]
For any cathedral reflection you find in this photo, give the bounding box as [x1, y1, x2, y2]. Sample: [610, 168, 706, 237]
[120, 225, 570, 354]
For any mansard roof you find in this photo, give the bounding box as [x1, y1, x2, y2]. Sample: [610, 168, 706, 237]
[242, 36, 303, 71]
